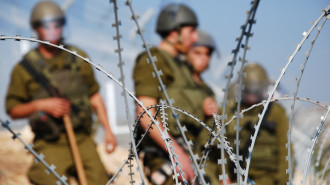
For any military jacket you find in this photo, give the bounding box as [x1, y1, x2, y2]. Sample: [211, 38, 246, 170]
[6, 46, 99, 140]
[225, 99, 289, 184]
[133, 47, 214, 141]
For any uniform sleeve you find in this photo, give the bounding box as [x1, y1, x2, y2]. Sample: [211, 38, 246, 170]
[272, 103, 290, 184]
[77, 50, 100, 97]
[5, 64, 30, 113]
[133, 49, 173, 99]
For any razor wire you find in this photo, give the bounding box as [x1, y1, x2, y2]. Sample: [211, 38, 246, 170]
[1, 3, 330, 185]
[196, 0, 260, 184]
[231, 0, 260, 184]
[315, 128, 330, 185]
[315, 128, 330, 169]
[242, 5, 330, 185]
[106, 159, 128, 185]
[0, 119, 69, 185]
[135, 96, 330, 185]
[302, 106, 330, 185]
[109, 0, 145, 184]
[159, 100, 182, 185]
[319, 156, 330, 185]
[0, 35, 184, 185]
[124, 0, 207, 184]
[285, 14, 328, 185]
[107, 105, 160, 185]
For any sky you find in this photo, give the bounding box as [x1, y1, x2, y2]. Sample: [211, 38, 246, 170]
[0, 0, 329, 130]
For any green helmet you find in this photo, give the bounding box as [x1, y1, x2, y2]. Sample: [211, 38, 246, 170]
[156, 4, 198, 37]
[242, 63, 269, 94]
[30, 1, 65, 29]
[194, 29, 218, 55]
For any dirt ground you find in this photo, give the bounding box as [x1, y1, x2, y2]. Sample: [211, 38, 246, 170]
[0, 126, 144, 185]
[0, 126, 327, 185]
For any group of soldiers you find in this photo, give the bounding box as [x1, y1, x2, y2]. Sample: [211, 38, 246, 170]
[4, 1, 290, 185]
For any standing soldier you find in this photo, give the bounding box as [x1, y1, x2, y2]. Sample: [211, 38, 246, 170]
[187, 30, 225, 185]
[133, 3, 217, 184]
[186, 29, 218, 121]
[225, 63, 289, 185]
[5, 1, 117, 184]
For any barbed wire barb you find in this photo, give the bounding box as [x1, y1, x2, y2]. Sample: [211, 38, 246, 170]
[0, 119, 69, 185]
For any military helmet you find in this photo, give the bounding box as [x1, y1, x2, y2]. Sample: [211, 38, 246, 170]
[30, 1, 65, 29]
[156, 4, 198, 36]
[194, 29, 218, 55]
[242, 63, 269, 94]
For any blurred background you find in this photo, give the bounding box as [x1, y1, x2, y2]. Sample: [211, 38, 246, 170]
[0, 0, 329, 184]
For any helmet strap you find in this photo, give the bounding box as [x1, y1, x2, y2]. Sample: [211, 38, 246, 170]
[163, 29, 189, 54]
[175, 29, 190, 54]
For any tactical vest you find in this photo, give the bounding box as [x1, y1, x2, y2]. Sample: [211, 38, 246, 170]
[157, 50, 212, 140]
[227, 101, 279, 173]
[22, 47, 93, 141]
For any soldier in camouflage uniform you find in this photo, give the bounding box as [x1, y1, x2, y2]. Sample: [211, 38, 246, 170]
[186, 30, 228, 185]
[133, 4, 218, 184]
[186, 29, 218, 120]
[5, 1, 117, 184]
[225, 63, 289, 185]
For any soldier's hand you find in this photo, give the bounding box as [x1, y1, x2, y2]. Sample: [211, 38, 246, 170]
[105, 130, 117, 153]
[38, 97, 71, 118]
[176, 149, 195, 184]
[203, 97, 218, 117]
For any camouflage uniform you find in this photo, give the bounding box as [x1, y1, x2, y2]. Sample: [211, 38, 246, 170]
[5, 46, 109, 185]
[133, 48, 213, 184]
[225, 96, 289, 185]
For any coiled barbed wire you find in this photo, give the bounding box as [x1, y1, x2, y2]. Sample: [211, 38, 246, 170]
[1, 3, 329, 185]
[285, 13, 328, 185]
[214, 1, 260, 184]
[107, 108, 161, 185]
[231, 1, 260, 183]
[0, 119, 69, 185]
[302, 106, 330, 185]
[242, 5, 330, 185]
[109, 0, 145, 183]
[319, 156, 330, 185]
[315, 128, 330, 185]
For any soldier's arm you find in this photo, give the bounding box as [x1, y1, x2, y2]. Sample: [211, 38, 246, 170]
[203, 97, 218, 117]
[6, 64, 71, 119]
[90, 92, 117, 153]
[136, 95, 195, 182]
[9, 98, 71, 119]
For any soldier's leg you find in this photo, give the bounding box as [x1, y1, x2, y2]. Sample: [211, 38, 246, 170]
[77, 134, 109, 185]
[28, 137, 73, 185]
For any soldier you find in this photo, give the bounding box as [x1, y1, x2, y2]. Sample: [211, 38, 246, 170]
[187, 29, 218, 121]
[186, 30, 226, 185]
[225, 63, 289, 185]
[133, 3, 219, 184]
[5, 1, 117, 184]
